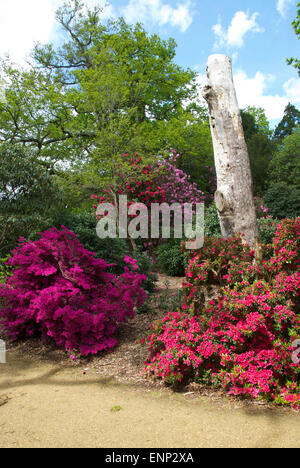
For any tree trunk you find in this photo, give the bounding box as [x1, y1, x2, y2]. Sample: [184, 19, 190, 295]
[203, 54, 260, 256]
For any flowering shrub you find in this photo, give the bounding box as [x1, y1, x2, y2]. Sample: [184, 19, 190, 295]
[257, 217, 281, 245]
[92, 151, 206, 251]
[0, 227, 146, 356]
[144, 218, 300, 408]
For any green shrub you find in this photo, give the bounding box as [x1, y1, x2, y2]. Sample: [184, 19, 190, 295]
[0, 256, 12, 284]
[204, 203, 221, 238]
[0, 214, 55, 257]
[157, 240, 185, 277]
[263, 182, 300, 219]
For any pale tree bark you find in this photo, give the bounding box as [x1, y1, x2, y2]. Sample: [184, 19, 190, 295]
[203, 54, 261, 257]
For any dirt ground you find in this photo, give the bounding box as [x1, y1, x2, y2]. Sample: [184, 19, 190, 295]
[0, 275, 299, 448]
[0, 350, 299, 448]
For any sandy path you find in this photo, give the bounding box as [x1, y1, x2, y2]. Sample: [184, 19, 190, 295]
[0, 351, 299, 448]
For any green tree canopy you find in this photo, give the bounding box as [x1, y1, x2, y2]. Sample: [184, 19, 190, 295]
[0, 0, 200, 196]
[269, 125, 300, 188]
[273, 103, 300, 142]
[0, 144, 63, 255]
[241, 106, 274, 196]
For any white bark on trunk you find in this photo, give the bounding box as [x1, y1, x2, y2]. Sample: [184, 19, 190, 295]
[203, 54, 260, 254]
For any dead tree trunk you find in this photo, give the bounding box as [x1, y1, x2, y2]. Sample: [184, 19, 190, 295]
[203, 54, 260, 256]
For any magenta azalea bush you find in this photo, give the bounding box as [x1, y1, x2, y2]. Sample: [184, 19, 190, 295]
[144, 218, 300, 408]
[0, 227, 146, 356]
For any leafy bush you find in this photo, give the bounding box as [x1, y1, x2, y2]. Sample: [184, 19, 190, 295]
[0, 227, 146, 356]
[0, 256, 11, 284]
[133, 250, 157, 293]
[0, 144, 64, 256]
[204, 203, 221, 238]
[263, 182, 300, 219]
[0, 214, 55, 257]
[144, 219, 300, 408]
[257, 217, 281, 245]
[157, 240, 185, 277]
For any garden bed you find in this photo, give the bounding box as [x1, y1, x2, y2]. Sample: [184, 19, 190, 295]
[0, 274, 297, 413]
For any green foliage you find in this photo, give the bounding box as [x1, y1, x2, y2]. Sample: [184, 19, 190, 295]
[263, 182, 300, 219]
[273, 104, 300, 142]
[0, 0, 199, 205]
[157, 287, 184, 312]
[0, 143, 62, 255]
[0, 143, 60, 214]
[241, 106, 272, 139]
[156, 111, 214, 193]
[0, 256, 11, 284]
[133, 250, 158, 294]
[0, 214, 55, 257]
[157, 240, 185, 277]
[204, 203, 221, 238]
[247, 134, 275, 196]
[269, 126, 300, 187]
[241, 107, 274, 196]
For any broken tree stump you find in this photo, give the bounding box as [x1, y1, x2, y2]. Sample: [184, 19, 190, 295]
[203, 54, 260, 255]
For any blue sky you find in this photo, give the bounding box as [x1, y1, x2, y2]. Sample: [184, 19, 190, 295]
[0, 0, 299, 127]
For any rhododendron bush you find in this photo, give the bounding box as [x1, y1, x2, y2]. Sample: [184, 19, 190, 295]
[144, 218, 300, 408]
[0, 227, 146, 356]
[92, 151, 206, 211]
[92, 151, 206, 251]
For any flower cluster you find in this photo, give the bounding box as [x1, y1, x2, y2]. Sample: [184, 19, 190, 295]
[0, 227, 146, 356]
[91, 152, 206, 242]
[156, 152, 206, 207]
[144, 218, 300, 408]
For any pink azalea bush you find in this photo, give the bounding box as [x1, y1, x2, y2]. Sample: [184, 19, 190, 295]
[0, 227, 146, 356]
[144, 218, 300, 408]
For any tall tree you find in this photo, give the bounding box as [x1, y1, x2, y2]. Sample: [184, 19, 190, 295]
[0, 0, 199, 201]
[203, 55, 260, 254]
[273, 103, 300, 142]
[269, 125, 300, 188]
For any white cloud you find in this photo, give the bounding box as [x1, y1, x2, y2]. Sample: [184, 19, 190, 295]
[193, 67, 300, 123]
[0, 0, 56, 65]
[283, 77, 300, 102]
[213, 11, 264, 49]
[277, 0, 295, 18]
[0, 0, 115, 66]
[121, 0, 194, 32]
[233, 70, 300, 120]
